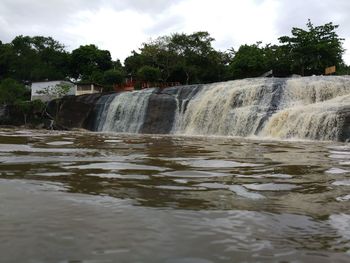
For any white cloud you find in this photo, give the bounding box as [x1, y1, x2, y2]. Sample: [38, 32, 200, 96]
[165, 0, 279, 51]
[64, 8, 153, 59]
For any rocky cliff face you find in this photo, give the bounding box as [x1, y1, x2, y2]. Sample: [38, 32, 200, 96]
[140, 85, 202, 134]
[139, 92, 177, 134]
[337, 106, 350, 142]
[48, 93, 103, 130]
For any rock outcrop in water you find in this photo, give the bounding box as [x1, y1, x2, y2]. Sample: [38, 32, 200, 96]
[47, 93, 104, 129]
[52, 76, 350, 141]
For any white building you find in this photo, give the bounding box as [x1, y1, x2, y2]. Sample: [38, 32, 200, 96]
[31, 81, 103, 102]
[31, 81, 76, 102]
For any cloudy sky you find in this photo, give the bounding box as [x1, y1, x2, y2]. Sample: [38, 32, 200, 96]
[0, 0, 349, 64]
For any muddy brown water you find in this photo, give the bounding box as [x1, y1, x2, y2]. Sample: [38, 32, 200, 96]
[0, 129, 350, 262]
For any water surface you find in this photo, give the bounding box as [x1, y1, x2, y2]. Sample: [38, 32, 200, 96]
[0, 129, 350, 262]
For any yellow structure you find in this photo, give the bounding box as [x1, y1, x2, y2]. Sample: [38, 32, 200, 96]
[325, 66, 336, 75]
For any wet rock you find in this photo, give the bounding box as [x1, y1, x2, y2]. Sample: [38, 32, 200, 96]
[337, 107, 350, 142]
[140, 93, 177, 134]
[50, 93, 103, 130]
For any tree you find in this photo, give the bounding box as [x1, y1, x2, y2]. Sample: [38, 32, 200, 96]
[279, 20, 345, 76]
[124, 51, 146, 77]
[70, 44, 113, 80]
[13, 99, 45, 125]
[14, 101, 32, 125]
[0, 42, 15, 79]
[139, 36, 177, 81]
[6, 35, 70, 81]
[169, 31, 221, 84]
[267, 44, 293, 77]
[31, 36, 71, 80]
[137, 66, 161, 82]
[228, 42, 272, 79]
[124, 31, 228, 85]
[103, 69, 125, 85]
[0, 78, 28, 105]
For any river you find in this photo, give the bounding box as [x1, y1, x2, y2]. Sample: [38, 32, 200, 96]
[0, 129, 350, 262]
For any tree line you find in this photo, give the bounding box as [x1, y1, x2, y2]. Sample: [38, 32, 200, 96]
[0, 20, 349, 91]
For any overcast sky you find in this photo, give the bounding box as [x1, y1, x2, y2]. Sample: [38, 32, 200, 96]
[0, 0, 349, 64]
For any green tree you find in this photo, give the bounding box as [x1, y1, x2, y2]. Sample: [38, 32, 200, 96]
[169, 31, 222, 84]
[7, 35, 70, 81]
[0, 41, 15, 79]
[228, 42, 272, 79]
[139, 36, 177, 81]
[337, 63, 350, 75]
[279, 20, 345, 75]
[14, 101, 31, 124]
[89, 71, 104, 84]
[31, 36, 71, 80]
[137, 66, 161, 82]
[103, 69, 125, 85]
[70, 44, 113, 80]
[14, 99, 45, 125]
[0, 78, 28, 105]
[124, 51, 146, 77]
[124, 31, 227, 85]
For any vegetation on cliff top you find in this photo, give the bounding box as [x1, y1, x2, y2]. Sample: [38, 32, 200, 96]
[0, 20, 349, 89]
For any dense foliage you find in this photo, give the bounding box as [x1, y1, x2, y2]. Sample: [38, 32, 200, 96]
[0, 36, 70, 81]
[0, 20, 348, 88]
[125, 32, 228, 84]
[0, 78, 44, 125]
[278, 20, 345, 76]
[0, 78, 29, 104]
[70, 44, 114, 81]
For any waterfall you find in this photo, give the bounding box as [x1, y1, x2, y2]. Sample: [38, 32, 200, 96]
[90, 93, 118, 131]
[261, 77, 350, 140]
[174, 78, 284, 136]
[91, 76, 350, 141]
[261, 94, 350, 140]
[175, 76, 350, 140]
[99, 89, 154, 133]
[171, 85, 203, 133]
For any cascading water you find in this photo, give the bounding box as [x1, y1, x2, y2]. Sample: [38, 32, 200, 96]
[91, 76, 350, 141]
[173, 78, 285, 136]
[90, 93, 118, 131]
[174, 76, 350, 140]
[170, 84, 203, 133]
[260, 77, 350, 140]
[97, 89, 154, 133]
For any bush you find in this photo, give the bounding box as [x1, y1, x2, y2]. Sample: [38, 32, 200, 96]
[137, 66, 161, 82]
[0, 78, 28, 105]
[103, 69, 125, 85]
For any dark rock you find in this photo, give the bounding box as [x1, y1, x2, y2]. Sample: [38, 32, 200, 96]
[51, 93, 103, 129]
[255, 78, 286, 134]
[140, 85, 203, 134]
[140, 93, 177, 134]
[337, 107, 350, 142]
